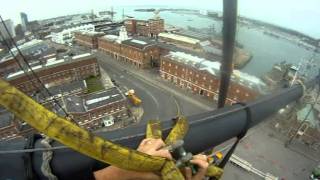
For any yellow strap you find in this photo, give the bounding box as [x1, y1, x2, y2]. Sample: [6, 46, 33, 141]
[165, 117, 189, 145]
[0, 79, 224, 179]
[146, 120, 162, 139]
[161, 160, 185, 180]
[0, 79, 165, 172]
[206, 165, 224, 179]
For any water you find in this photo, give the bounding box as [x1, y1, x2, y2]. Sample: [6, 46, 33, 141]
[112, 6, 320, 78]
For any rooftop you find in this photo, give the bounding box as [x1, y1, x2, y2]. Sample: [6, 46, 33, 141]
[6, 53, 95, 80]
[64, 87, 125, 113]
[121, 38, 155, 49]
[84, 87, 124, 110]
[76, 31, 105, 37]
[159, 32, 201, 45]
[0, 112, 13, 128]
[164, 51, 266, 92]
[297, 104, 319, 129]
[41, 80, 87, 98]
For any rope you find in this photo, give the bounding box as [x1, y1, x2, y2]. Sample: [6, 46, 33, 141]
[218, 102, 252, 169]
[40, 137, 58, 180]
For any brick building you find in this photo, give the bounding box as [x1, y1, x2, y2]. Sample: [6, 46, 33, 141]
[74, 31, 105, 49]
[124, 12, 164, 38]
[158, 32, 202, 50]
[0, 56, 20, 77]
[160, 51, 266, 105]
[98, 27, 161, 68]
[6, 53, 100, 94]
[63, 87, 128, 130]
[0, 111, 35, 141]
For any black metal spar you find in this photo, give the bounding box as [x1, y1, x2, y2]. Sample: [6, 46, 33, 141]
[0, 77, 317, 180]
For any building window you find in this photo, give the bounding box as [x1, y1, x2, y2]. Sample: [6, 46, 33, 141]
[203, 76, 206, 80]
[163, 61, 166, 65]
[169, 63, 171, 67]
[182, 68, 185, 71]
[190, 72, 192, 75]
[236, 89, 240, 93]
[245, 93, 249, 97]
[175, 65, 178, 69]
[196, 74, 199, 77]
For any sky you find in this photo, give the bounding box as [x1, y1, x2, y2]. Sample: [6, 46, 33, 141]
[0, 0, 319, 39]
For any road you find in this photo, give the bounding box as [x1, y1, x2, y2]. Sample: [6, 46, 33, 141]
[96, 52, 209, 123]
[73, 46, 318, 180]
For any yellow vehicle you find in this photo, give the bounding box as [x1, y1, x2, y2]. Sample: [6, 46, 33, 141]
[126, 89, 142, 106]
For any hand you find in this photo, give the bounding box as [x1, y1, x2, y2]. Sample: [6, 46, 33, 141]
[94, 138, 171, 180]
[184, 154, 209, 180]
[137, 138, 172, 159]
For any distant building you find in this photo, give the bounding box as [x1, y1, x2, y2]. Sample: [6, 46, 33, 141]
[158, 32, 202, 50]
[51, 24, 95, 44]
[74, 31, 105, 49]
[0, 39, 54, 77]
[0, 19, 15, 40]
[20, 12, 28, 32]
[14, 24, 24, 39]
[98, 26, 161, 68]
[160, 51, 265, 105]
[124, 11, 164, 38]
[6, 53, 100, 94]
[63, 87, 128, 130]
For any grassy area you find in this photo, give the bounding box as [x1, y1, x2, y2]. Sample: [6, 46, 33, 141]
[85, 76, 104, 93]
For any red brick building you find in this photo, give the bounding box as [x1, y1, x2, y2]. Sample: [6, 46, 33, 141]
[0, 55, 21, 78]
[63, 87, 128, 130]
[0, 111, 35, 141]
[98, 33, 161, 68]
[124, 15, 164, 38]
[6, 53, 100, 94]
[74, 31, 105, 49]
[160, 51, 265, 105]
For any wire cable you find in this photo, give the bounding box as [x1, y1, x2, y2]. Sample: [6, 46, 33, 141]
[0, 15, 77, 124]
[0, 146, 67, 154]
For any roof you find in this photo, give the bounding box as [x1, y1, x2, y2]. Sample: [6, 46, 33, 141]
[159, 32, 201, 45]
[64, 87, 125, 113]
[41, 80, 87, 97]
[297, 104, 319, 129]
[76, 31, 105, 37]
[6, 53, 96, 80]
[64, 96, 86, 113]
[175, 30, 210, 41]
[164, 51, 266, 92]
[84, 87, 124, 110]
[121, 38, 155, 49]
[0, 112, 13, 128]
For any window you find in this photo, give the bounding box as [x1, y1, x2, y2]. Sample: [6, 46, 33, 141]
[175, 65, 178, 69]
[169, 63, 171, 67]
[236, 89, 240, 93]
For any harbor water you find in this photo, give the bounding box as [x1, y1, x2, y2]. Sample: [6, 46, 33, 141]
[112, 6, 320, 78]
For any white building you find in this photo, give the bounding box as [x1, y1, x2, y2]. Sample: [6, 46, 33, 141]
[0, 19, 15, 40]
[51, 24, 95, 44]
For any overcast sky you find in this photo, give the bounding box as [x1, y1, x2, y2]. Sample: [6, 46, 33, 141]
[0, 0, 319, 38]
